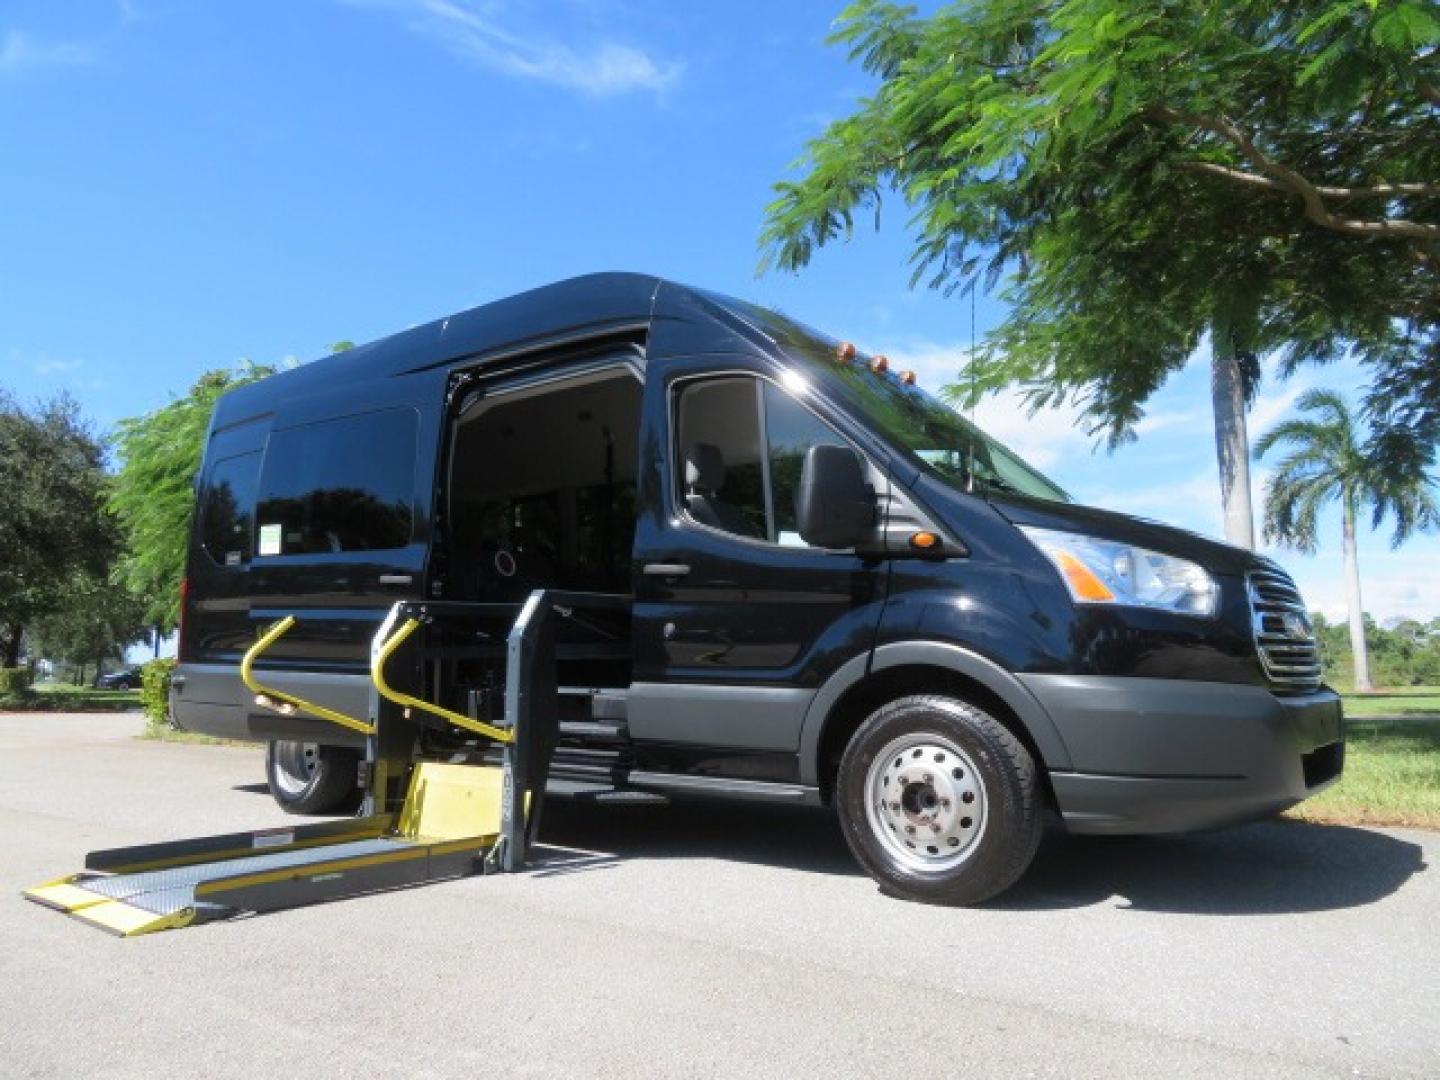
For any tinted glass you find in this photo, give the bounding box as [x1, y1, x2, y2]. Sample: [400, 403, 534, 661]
[762, 381, 847, 545]
[675, 378, 766, 539]
[256, 409, 417, 555]
[200, 451, 261, 566]
[722, 300, 1070, 502]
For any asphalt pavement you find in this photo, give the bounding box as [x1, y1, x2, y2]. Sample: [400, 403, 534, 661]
[1, 711, 1436, 1078]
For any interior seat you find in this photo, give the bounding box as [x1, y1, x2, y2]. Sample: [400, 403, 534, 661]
[684, 442, 759, 538]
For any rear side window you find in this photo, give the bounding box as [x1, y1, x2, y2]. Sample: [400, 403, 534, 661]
[200, 452, 261, 567]
[255, 408, 418, 555]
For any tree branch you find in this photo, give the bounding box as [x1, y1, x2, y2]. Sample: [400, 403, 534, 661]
[1147, 105, 1440, 242]
[1181, 161, 1440, 200]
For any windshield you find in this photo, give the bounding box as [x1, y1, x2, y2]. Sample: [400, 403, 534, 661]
[726, 300, 1070, 503]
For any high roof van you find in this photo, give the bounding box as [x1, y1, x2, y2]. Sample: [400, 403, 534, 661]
[173, 273, 1343, 903]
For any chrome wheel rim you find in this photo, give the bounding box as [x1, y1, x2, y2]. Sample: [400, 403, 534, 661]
[864, 733, 987, 872]
[272, 741, 320, 796]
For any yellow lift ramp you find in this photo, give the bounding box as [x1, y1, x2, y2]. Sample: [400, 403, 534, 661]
[25, 591, 605, 936]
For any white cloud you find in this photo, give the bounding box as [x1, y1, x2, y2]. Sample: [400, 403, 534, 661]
[347, 0, 680, 97]
[32, 357, 84, 376]
[0, 30, 95, 75]
[1134, 407, 1208, 437]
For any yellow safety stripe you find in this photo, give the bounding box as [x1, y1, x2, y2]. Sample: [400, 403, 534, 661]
[371, 618, 514, 743]
[72, 900, 197, 938]
[241, 616, 376, 735]
[23, 881, 111, 913]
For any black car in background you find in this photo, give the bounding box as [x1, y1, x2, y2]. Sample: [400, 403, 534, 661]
[95, 665, 144, 691]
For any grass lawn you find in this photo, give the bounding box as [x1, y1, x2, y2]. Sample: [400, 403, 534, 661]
[1336, 687, 1440, 718]
[137, 721, 232, 746]
[1288, 687, 1440, 830]
[6, 683, 142, 712]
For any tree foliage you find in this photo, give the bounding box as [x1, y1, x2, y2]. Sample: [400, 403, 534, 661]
[109, 365, 275, 631]
[761, 0, 1439, 459]
[0, 391, 119, 667]
[28, 573, 148, 683]
[1313, 612, 1440, 687]
[1256, 388, 1439, 551]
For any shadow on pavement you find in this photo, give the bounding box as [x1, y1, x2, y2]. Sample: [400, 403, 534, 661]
[534, 798, 1428, 915]
[998, 819, 1427, 915]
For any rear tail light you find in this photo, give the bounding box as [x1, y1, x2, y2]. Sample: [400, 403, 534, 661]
[176, 576, 189, 660]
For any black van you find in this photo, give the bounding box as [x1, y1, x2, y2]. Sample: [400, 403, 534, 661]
[174, 272, 1344, 903]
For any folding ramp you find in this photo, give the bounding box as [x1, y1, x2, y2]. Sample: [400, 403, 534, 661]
[25, 590, 624, 936]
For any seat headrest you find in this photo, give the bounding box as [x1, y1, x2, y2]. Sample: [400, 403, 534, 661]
[685, 442, 726, 491]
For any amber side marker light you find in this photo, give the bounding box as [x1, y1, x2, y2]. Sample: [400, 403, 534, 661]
[909, 531, 940, 551]
[1054, 551, 1115, 602]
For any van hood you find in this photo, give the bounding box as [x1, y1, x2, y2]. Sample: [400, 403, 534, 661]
[982, 491, 1259, 576]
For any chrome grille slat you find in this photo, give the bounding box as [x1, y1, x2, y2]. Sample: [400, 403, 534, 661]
[1247, 565, 1322, 692]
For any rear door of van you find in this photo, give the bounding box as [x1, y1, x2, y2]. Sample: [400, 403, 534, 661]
[239, 383, 441, 744]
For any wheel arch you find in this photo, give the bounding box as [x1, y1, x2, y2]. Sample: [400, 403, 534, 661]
[799, 642, 1073, 803]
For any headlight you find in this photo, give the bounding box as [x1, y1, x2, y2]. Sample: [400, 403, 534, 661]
[1019, 526, 1218, 616]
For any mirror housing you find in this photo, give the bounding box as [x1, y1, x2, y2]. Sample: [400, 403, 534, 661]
[796, 444, 876, 549]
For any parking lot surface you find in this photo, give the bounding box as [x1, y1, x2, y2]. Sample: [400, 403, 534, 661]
[2, 712, 1436, 1078]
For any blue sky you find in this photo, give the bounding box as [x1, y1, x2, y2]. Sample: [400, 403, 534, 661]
[1, 0, 1435, 625]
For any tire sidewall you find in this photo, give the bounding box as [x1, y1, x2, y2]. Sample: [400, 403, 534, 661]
[837, 695, 1039, 905]
[266, 741, 358, 815]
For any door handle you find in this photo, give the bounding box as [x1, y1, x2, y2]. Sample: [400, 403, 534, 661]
[378, 574, 414, 586]
[642, 563, 691, 577]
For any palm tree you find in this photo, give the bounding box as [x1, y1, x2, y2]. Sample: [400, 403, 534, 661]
[1255, 390, 1438, 691]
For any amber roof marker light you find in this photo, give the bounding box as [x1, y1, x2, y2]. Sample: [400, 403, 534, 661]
[899, 369, 917, 386]
[836, 341, 857, 363]
[869, 354, 889, 374]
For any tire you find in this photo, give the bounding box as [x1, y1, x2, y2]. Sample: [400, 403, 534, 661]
[836, 695, 1042, 905]
[266, 741, 360, 815]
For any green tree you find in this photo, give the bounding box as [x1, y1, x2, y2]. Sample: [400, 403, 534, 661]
[29, 573, 148, 684]
[0, 391, 119, 667]
[109, 364, 275, 632]
[1256, 389, 1438, 690]
[761, 0, 1439, 547]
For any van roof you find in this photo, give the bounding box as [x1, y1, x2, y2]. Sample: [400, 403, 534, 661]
[212, 272, 673, 421]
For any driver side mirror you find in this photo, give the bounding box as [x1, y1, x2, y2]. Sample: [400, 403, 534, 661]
[796, 444, 876, 549]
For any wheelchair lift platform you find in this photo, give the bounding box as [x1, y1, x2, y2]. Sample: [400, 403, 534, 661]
[24, 591, 615, 937]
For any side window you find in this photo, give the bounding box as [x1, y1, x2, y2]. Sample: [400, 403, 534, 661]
[674, 378, 767, 539]
[762, 382, 848, 546]
[255, 409, 417, 555]
[200, 452, 261, 567]
[674, 376, 851, 546]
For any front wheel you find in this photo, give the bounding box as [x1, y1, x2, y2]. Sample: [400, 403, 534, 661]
[837, 695, 1042, 905]
[266, 741, 360, 815]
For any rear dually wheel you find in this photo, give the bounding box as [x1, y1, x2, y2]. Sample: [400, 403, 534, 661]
[266, 741, 360, 815]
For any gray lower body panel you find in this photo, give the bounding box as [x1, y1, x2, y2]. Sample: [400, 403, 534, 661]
[172, 662, 369, 748]
[1018, 675, 1344, 835]
[626, 682, 814, 751]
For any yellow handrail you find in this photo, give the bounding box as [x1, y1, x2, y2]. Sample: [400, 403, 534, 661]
[240, 616, 376, 736]
[371, 617, 514, 744]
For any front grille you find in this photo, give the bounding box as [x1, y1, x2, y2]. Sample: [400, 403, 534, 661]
[1247, 566, 1322, 693]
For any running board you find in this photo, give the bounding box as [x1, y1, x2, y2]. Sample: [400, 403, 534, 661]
[625, 772, 819, 804]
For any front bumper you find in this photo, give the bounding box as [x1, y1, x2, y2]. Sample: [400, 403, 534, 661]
[1018, 675, 1344, 835]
